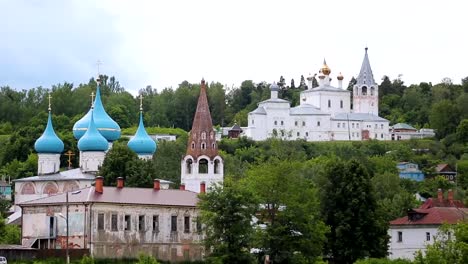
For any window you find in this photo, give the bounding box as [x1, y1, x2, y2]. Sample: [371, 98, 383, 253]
[153, 215, 159, 232]
[297, 132, 300, 136]
[201, 132, 206, 140]
[340, 100, 343, 108]
[398, 231, 403, 242]
[124, 215, 131, 231]
[196, 217, 202, 233]
[302, 121, 305, 126]
[362, 86, 367, 95]
[375, 124, 377, 129]
[317, 121, 320, 127]
[337, 123, 341, 128]
[352, 132, 355, 137]
[214, 159, 220, 174]
[357, 132, 360, 137]
[184, 216, 190, 233]
[426, 232, 430, 241]
[111, 214, 118, 231]
[371, 87, 375, 96]
[49, 216, 56, 237]
[305, 132, 309, 137]
[352, 123, 355, 128]
[199, 159, 208, 174]
[375, 133, 377, 138]
[191, 142, 195, 149]
[252, 119, 254, 125]
[381, 133, 383, 139]
[280, 121, 284, 125]
[295, 121, 298, 126]
[171, 216, 178, 232]
[201, 142, 206, 149]
[274, 121, 277, 125]
[186, 159, 193, 174]
[328, 100, 331, 108]
[342, 123, 345, 128]
[357, 123, 359, 128]
[139, 215, 145, 231]
[381, 124, 384, 129]
[212, 143, 216, 149]
[98, 213, 104, 231]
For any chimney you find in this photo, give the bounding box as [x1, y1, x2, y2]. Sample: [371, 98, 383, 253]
[448, 189, 454, 202]
[180, 183, 185, 191]
[117, 177, 124, 189]
[153, 179, 160, 191]
[200, 182, 206, 193]
[437, 188, 443, 202]
[95, 176, 104, 194]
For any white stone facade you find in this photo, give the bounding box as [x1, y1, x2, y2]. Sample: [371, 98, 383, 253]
[181, 155, 224, 193]
[388, 226, 438, 260]
[79, 151, 106, 173]
[37, 154, 61, 175]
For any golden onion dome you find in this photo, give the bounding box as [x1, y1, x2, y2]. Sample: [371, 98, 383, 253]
[337, 72, 344, 81]
[321, 59, 331, 75]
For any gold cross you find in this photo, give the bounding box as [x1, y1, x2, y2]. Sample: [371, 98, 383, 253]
[90, 92, 95, 107]
[48, 93, 52, 111]
[139, 94, 144, 111]
[65, 150, 75, 169]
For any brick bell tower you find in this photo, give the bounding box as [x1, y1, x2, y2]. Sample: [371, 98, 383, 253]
[181, 79, 224, 193]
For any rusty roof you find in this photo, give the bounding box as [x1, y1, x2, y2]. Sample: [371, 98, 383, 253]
[186, 79, 218, 159]
[390, 207, 468, 226]
[19, 186, 199, 207]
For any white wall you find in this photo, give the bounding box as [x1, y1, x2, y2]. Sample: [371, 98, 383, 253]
[388, 226, 439, 260]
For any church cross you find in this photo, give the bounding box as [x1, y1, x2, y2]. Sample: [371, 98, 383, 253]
[139, 94, 144, 111]
[90, 92, 95, 107]
[47, 94, 52, 111]
[65, 150, 75, 169]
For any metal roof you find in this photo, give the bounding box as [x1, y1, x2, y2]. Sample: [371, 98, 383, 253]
[332, 113, 388, 122]
[20, 186, 199, 207]
[302, 85, 349, 93]
[356, 48, 376, 86]
[14, 168, 95, 182]
[392, 123, 416, 130]
[250, 106, 267, 115]
[290, 104, 329, 116]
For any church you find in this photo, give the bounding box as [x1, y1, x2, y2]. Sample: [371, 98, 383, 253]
[244, 48, 390, 141]
[14, 77, 223, 261]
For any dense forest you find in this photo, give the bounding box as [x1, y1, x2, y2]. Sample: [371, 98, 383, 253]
[0, 73, 467, 262]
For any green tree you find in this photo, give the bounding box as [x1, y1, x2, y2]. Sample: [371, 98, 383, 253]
[99, 142, 140, 186]
[456, 119, 468, 143]
[323, 159, 388, 264]
[199, 181, 258, 264]
[0, 215, 21, 244]
[429, 100, 460, 138]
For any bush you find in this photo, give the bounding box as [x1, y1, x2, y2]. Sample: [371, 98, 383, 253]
[137, 253, 159, 264]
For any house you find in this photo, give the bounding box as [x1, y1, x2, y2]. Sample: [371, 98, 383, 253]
[397, 162, 425, 181]
[390, 123, 435, 140]
[0, 180, 12, 201]
[19, 177, 205, 261]
[434, 164, 457, 182]
[388, 189, 468, 260]
[244, 48, 390, 142]
[227, 123, 243, 139]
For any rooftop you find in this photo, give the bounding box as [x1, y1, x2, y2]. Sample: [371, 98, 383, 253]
[14, 168, 95, 182]
[332, 113, 388, 122]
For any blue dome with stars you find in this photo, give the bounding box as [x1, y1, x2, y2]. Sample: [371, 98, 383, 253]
[77, 109, 109, 152]
[34, 111, 64, 154]
[127, 112, 157, 155]
[73, 85, 121, 141]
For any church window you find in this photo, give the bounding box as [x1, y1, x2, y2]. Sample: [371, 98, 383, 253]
[139, 215, 145, 231]
[153, 215, 159, 232]
[381, 133, 384, 139]
[340, 100, 343, 108]
[357, 132, 360, 137]
[98, 213, 105, 231]
[371, 103, 374, 106]
[352, 123, 355, 129]
[337, 123, 340, 128]
[302, 121, 306, 126]
[375, 124, 378, 129]
[281, 120, 284, 125]
[201, 142, 206, 149]
[171, 216, 177, 232]
[201, 132, 206, 140]
[357, 123, 360, 128]
[184, 216, 190, 233]
[111, 214, 118, 231]
[212, 143, 216, 149]
[252, 119, 254, 125]
[191, 142, 195, 149]
[305, 132, 309, 137]
[398, 231, 403, 242]
[426, 232, 431, 241]
[199, 159, 208, 174]
[352, 132, 355, 137]
[186, 159, 193, 174]
[362, 86, 367, 96]
[297, 132, 300, 137]
[280, 131, 284, 137]
[343, 123, 346, 128]
[371, 87, 375, 96]
[43, 182, 58, 195]
[295, 121, 298, 126]
[49, 216, 56, 238]
[328, 100, 331, 108]
[375, 133, 377, 138]
[210, 131, 214, 139]
[214, 159, 220, 174]
[317, 121, 320, 127]
[381, 124, 384, 129]
[274, 121, 277, 125]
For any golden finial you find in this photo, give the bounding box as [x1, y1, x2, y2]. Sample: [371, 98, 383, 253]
[47, 93, 52, 111]
[90, 92, 95, 108]
[321, 58, 331, 75]
[139, 94, 144, 111]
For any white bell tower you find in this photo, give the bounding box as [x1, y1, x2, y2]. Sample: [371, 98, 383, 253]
[353, 47, 379, 115]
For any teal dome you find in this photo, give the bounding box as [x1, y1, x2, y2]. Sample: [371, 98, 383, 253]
[34, 112, 64, 154]
[78, 109, 109, 152]
[127, 112, 157, 155]
[73, 85, 121, 141]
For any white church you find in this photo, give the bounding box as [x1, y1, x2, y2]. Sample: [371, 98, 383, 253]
[244, 48, 390, 141]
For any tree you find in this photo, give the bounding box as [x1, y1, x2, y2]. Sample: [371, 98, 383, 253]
[323, 159, 388, 264]
[429, 100, 460, 138]
[456, 119, 468, 143]
[199, 181, 258, 264]
[244, 159, 328, 263]
[0, 215, 21, 244]
[99, 142, 140, 186]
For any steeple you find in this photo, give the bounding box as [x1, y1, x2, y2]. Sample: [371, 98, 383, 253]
[127, 95, 157, 159]
[35, 94, 64, 175]
[356, 47, 376, 86]
[186, 79, 218, 159]
[181, 79, 223, 193]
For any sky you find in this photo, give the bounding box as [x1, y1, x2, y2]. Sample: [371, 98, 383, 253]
[1, 0, 467, 94]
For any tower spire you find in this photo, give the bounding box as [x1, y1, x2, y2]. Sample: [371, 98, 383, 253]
[186, 79, 218, 159]
[47, 93, 52, 111]
[356, 47, 376, 85]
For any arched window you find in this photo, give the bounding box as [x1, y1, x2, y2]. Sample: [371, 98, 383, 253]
[343, 123, 346, 128]
[381, 124, 384, 129]
[199, 159, 208, 174]
[274, 121, 277, 125]
[297, 132, 300, 136]
[362, 86, 367, 96]
[305, 132, 309, 137]
[210, 131, 214, 139]
[191, 142, 195, 149]
[338, 123, 341, 128]
[370, 87, 375, 96]
[352, 123, 355, 128]
[43, 182, 58, 195]
[212, 143, 216, 149]
[340, 100, 343, 108]
[302, 121, 305, 126]
[328, 100, 331, 108]
[214, 160, 220, 174]
[357, 123, 360, 128]
[21, 182, 36, 195]
[186, 159, 193, 174]
[280, 121, 284, 125]
[201, 142, 206, 149]
[252, 119, 254, 125]
[201, 132, 206, 140]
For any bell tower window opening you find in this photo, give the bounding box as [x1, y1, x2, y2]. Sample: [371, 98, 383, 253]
[214, 159, 220, 174]
[201, 132, 206, 140]
[201, 142, 206, 150]
[191, 142, 195, 149]
[186, 159, 193, 174]
[199, 159, 208, 174]
[370, 87, 375, 96]
[328, 100, 331, 108]
[362, 86, 367, 96]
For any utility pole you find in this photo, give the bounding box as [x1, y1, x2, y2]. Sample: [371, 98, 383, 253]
[66, 191, 69, 264]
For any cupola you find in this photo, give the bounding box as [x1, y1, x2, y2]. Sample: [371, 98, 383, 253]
[127, 96, 157, 159]
[320, 59, 331, 75]
[77, 109, 109, 152]
[34, 98, 64, 154]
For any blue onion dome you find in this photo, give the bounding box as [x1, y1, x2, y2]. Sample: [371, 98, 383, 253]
[127, 112, 157, 155]
[270, 82, 280, 91]
[78, 109, 109, 152]
[34, 111, 64, 154]
[72, 85, 121, 141]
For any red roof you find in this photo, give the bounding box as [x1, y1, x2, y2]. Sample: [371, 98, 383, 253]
[420, 197, 465, 209]
[390, 207, 468, 225]
[19, 186, 199, 207]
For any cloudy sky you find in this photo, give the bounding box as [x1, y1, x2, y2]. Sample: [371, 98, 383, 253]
[1, 0, 466, 93]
